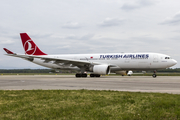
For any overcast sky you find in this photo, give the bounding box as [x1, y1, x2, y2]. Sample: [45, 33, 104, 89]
[0, 0, 180, 69]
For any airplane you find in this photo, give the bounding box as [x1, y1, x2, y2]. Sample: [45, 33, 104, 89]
[3, 33, 177, 78]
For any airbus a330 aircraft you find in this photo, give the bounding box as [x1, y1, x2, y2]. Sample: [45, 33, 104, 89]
[3, 33, 177, 78]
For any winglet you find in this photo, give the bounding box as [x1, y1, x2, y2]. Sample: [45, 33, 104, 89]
[20, 33, 47, 55]
[3, 48, 14, 54]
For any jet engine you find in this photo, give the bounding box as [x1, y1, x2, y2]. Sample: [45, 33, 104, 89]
[89, 65, 110, 75]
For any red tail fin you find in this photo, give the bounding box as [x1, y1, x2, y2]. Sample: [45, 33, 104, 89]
[3, 48, 14, 54]
[20, 33, 47, 55]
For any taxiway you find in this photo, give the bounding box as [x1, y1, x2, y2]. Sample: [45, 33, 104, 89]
[0, 75, 180, 94]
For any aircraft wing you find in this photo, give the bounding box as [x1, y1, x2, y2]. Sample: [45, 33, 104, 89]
[3, 48, 117, 67]
[5, 53, 117, 68]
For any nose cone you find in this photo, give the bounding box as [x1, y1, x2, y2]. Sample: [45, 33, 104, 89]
[172, 59, 177, 66]
[167, 59, 177, 67]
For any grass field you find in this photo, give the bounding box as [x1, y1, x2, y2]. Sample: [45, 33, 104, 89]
[0, 90, 180, 120]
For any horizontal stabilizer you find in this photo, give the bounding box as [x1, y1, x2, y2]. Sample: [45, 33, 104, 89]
[3, 48, 14, 54]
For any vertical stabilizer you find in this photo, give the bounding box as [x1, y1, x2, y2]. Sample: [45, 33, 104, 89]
[20, 33, 47, 55]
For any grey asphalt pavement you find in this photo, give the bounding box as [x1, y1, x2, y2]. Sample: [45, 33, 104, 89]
[0, 75, 180, 94]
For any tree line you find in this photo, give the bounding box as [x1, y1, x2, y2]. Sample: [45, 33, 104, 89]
[0, 68, 179, 73]
[0, 69, 77, 73]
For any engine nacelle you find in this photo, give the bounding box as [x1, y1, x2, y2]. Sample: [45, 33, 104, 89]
[90, 65, 110, 75]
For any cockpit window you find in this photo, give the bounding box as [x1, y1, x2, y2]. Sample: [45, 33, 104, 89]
[165, 57, 171, 59]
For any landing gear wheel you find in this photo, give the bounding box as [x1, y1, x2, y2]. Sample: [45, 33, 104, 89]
[82, 73, 87, 77]
[76, 73, 87, 78]
[95, 74, 100, 77]
[76, 73, 82, 77]
[90, 74, 95, 77]
[90, 74, 100, 77]
[152, 74, 157, 78]
[152, 70, 157, 78]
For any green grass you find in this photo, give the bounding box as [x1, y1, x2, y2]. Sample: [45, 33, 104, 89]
[0, 90, 180, 120]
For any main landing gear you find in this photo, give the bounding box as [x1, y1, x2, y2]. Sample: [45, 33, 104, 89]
[152, 70, 157, 78]
[75, 73, 101, 77]
[90, 74, 100, 77]
[75, 73, 87, 77]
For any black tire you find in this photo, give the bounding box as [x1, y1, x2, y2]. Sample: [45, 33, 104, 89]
[82, 73, 87, 77]
[76, 73, 82, 77]
[152, 74, 157, 78]
[95, 74, 101, 77]
[90, 74, 95, 77]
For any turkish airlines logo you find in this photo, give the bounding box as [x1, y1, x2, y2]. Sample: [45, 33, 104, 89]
[24, 40, 37, 55]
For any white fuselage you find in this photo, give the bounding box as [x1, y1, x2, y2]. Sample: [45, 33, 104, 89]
[29, 52, 177, 72]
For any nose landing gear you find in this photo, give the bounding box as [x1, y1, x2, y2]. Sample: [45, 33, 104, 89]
[152, 70, 157, 78]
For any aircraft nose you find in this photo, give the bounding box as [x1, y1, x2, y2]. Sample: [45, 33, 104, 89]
[172, 59, 177, 66]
